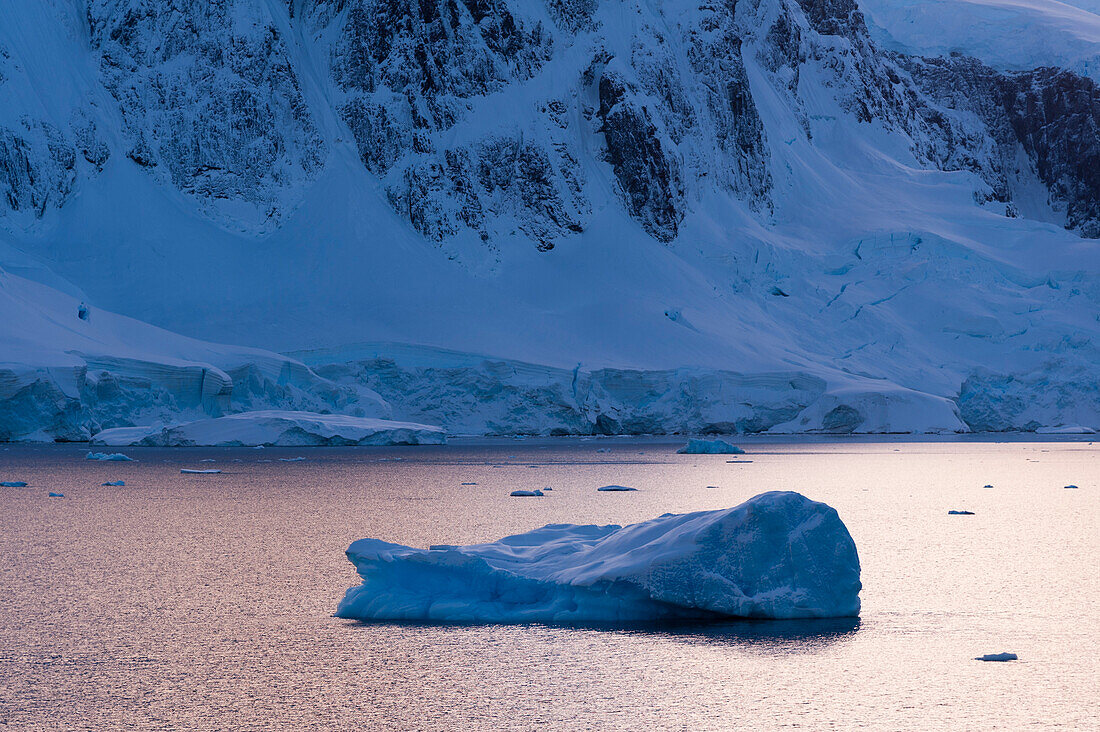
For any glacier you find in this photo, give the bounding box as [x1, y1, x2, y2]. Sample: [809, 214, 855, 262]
[336, 491, 861, 624]
[90, 410, 445, 447]
[0, 0, 1098, 437]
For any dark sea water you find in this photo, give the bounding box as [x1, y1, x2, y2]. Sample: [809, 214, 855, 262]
[0, 438, 1097, 730]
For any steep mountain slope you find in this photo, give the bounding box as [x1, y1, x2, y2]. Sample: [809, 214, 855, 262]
[0, 0, 1097, 437]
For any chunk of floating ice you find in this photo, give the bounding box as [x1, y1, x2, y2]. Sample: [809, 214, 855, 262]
[180, 469, 221, 474]
[1, 481, 28, 487]
[86, 452, 133, 462]
[677, 439, 745, 455]
[200, 459, 216, 463]
[1064, 484, 1079, 489]
[336, 491, 861, 624]
[975, 653, 1018, 662]
[460, 482, 477, 486]
[597, 485, 637, 492]
[101, 481, 125, 487]
[510, 489, 544, 497]
[279, 457, 306, 462]
[948, 510, 975, 515]
[48, 492, 64, 498]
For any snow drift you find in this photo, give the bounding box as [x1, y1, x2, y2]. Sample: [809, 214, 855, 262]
[90, 410, 445, 447]
[336, 491, 861, 624]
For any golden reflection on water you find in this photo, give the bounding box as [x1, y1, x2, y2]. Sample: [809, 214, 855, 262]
[0, 438, 1096, 730]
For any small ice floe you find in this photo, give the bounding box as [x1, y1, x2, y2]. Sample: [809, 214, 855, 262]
[181, 469, 221, 474]
[510, 489, 544, 497]
[975, 652, 1017, 662]
[48, 492, 64, 498]
[460, 482, 477, 486]
[1, 481, 28, 487]
[596, 448, 611, 453]
[101, 481, 125, 487]
[86, 452, 133, 462]
[597, 485, 637, 492]
[200, 459, 216, 463]
[948, 510, 975, 515]
[279, 457, 306, 462]
[1064, 484, 1079, 489]
[677, 439, 745, 455]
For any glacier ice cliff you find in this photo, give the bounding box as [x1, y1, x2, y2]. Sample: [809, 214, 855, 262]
[336, 491, 862, 624]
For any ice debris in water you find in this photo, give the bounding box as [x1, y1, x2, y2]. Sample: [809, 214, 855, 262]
[101, 481, 125, 487]
[597, 485, 638, 492]
[336, 491, 861, 624]
[48, 492, 64, 498]
[948, 510, 975, 515]
[677, 439, 745, 455]
[1, 481, 28, 487]
[510, 489, 544, 497]
[86, 452, 134, 461]
[181, 469, 221, 474]
[975, 653, 1018, 662]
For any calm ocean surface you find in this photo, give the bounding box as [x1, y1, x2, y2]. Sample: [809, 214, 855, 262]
[1, 438, 1097, 730]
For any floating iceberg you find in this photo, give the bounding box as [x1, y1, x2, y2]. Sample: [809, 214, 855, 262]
[86, 452, 134, 461]
[975, 652, 1018, 662]
[101, 481, 125, 486]
[510, 489, 544, 497]
[90, 410, 445, 447]
[597, 485, 638, 492]
[336, 491, 861, 624]
[677, 439, 745, 455]
[181, 469, 221, 474]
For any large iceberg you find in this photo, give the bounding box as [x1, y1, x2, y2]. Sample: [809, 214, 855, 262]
[90, 410, 445, 447]
[677, 439, 745, 455]
[336, 491, 861, 624]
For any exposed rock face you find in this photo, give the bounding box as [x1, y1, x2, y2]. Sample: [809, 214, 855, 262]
[2, 0, 1096, 241]
[86, 0, 324, 230]
[901, 55, 1100, 233]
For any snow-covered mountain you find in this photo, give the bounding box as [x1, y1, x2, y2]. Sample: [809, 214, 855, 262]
[1, 0, 1097, 439]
